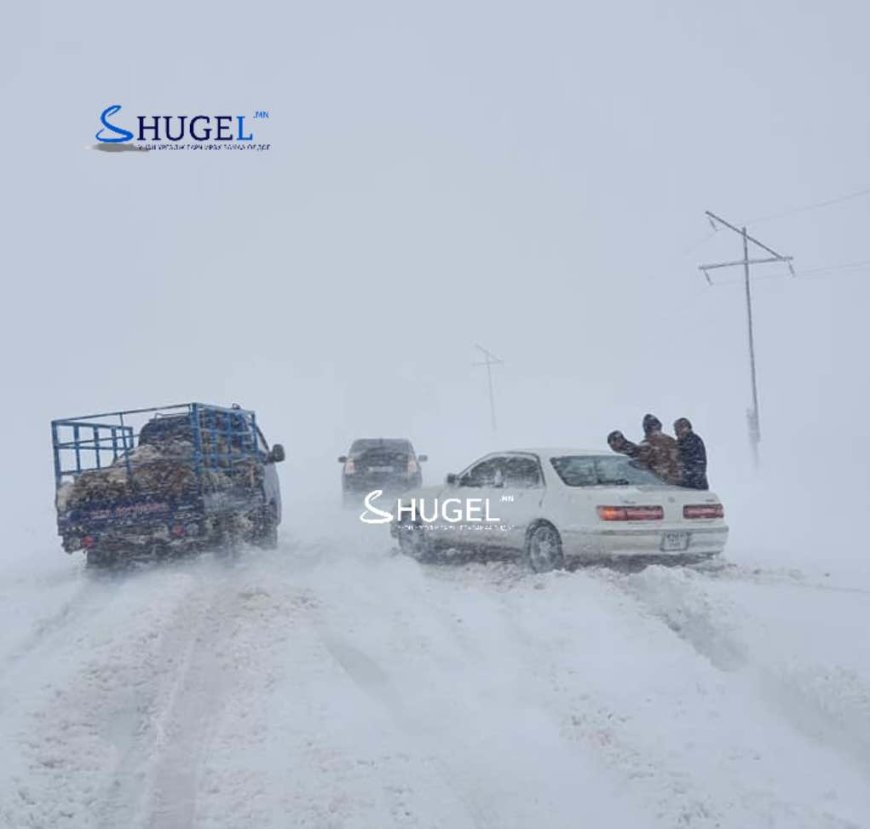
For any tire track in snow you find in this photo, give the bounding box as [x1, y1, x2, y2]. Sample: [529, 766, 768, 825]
[139, 584, 250, 828]
[0, 563, 222, 829]
[0, 575, 113, 679]
[317, 623, 494, 829]
[97, 580, 228, 829]
[424, 559, 868, 829]
[100, 561, 295, 829]
[758, 664, 870, 778]
[690, 558, 870, 596]
[483, 567, 732, 828]
[609, 563, 870, 782]
[311, 554, 648, 829]
[595, 564, 748, 672]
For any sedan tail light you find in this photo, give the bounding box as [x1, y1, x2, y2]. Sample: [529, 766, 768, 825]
[597, 505, 664, 521]
[683, 503, 724, 519]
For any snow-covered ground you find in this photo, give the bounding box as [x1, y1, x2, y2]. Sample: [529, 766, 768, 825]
[1, 504, 869, 829]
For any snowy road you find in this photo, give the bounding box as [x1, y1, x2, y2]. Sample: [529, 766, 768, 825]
[1, 514, 870, 829]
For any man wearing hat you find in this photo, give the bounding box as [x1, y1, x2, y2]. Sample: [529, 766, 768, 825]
[639, 414, 682, 485]
[674, 417, 709, 490]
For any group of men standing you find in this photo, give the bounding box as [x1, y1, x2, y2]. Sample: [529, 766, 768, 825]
[607, 414, 709, 490]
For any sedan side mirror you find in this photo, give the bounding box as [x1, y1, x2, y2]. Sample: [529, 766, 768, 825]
[269, 444, 286, 463]
[445, 473, 457, 485]
[338, 455, 348, 463]
[417, 454, 428, 463]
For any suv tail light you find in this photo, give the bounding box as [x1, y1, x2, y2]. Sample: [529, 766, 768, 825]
[407, 458, 418, 474]
[683, 504, 724, 519]
[597, 505, 664, 521]
[344, 459, 356, 474]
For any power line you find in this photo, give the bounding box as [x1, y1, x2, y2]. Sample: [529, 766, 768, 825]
[745, 185, 870, 226]
[795, 259, 870, 277]
[709, 259, 870, 285]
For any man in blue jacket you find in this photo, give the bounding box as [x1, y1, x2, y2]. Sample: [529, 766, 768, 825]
[674, 417, 709, 490]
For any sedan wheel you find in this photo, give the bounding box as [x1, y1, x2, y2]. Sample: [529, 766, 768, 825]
[397, 521, 436, 562]
[524, 523, 564, 573]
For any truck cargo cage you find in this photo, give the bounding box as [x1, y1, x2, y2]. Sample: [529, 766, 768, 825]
[51, 402, 263, 496]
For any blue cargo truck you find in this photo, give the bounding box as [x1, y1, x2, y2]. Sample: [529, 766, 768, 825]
[52, 402, 285, 565]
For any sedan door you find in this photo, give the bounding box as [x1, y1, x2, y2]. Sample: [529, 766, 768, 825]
[486, 454, 547, 552]
[452, 456, 508, 551]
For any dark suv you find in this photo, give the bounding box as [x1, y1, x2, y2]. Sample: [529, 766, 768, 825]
[339, 438, 426, 502]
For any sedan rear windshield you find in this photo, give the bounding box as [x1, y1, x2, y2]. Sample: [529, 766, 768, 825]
[550, 455, 666, 487]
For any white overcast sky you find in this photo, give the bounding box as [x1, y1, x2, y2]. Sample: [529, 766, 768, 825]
[1, 1, 868, 550]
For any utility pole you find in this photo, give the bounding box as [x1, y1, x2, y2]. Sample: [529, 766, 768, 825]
[473, 344, 503, 433]
[699, 211, 794, 469]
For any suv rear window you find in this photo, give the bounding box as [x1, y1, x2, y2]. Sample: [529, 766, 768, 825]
[350, 439, 413, 456]
[550, 455, 664, 487]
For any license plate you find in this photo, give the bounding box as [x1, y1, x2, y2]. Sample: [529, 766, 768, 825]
[369, 466, 394, 472]
[661, 531, 690, 552]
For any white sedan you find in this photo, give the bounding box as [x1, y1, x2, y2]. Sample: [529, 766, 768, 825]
[390, 448, 728, 571]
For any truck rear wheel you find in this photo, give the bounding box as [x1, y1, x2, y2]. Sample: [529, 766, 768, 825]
[253, 504, 279, 550]
[85, 548, 117, 568]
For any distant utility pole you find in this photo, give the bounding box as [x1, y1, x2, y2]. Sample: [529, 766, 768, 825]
[699, 210, 795, 469]
[473, 344, 503, 433]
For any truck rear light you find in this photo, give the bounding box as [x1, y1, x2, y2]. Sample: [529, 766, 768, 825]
[683, 504, 724, 519]
[82, 535, 96, 548]
[344, 459, 356, 474]
[597, 505, 664, 521]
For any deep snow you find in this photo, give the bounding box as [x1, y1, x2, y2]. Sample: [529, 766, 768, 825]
[1, 506, 869, 829]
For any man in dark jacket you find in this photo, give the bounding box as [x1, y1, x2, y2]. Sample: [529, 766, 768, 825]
[674, 417, 709, 490]
[640, 414, 683, 485]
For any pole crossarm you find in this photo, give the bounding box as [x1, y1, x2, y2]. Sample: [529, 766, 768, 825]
[473, 344, 503, 364]
[699, 255, 792, 271]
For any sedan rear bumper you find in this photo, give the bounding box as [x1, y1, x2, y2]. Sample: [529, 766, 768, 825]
[563, 525, 729, 558]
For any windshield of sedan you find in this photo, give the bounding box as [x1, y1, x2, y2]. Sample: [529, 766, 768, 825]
[550, 455, 666, 487]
